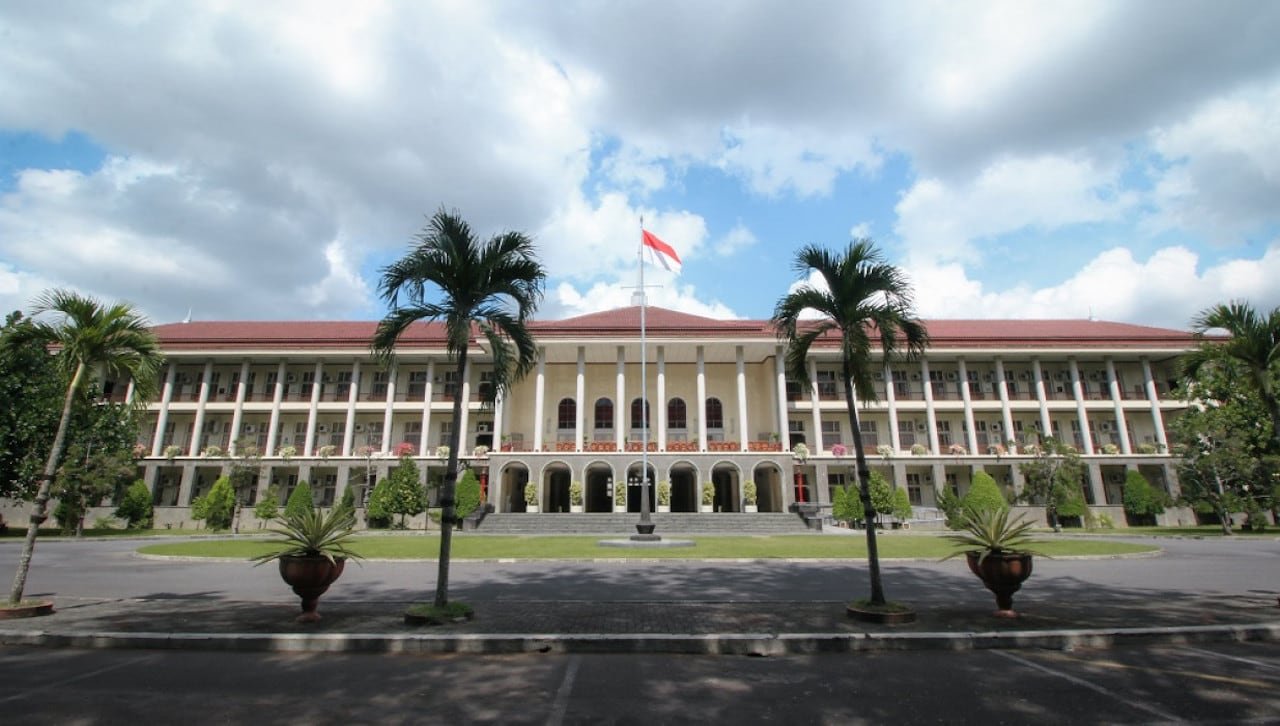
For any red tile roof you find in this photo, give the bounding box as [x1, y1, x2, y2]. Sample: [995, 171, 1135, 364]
[151, 308, 1200, 351]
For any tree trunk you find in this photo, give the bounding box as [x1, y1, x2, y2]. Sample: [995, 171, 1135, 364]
[843, 357, 887, 606]
[433, 348, 468, 608]
[9, 362, 84, 604]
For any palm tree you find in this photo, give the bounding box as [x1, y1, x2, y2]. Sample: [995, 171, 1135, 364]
[1185, 301, 1280, 455]
[372, 209, 545, 608]
[771, 241, 928, 607]
[9, 290, 162, 604]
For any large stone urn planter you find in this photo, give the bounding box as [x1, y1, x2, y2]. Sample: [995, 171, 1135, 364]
[966, 551, 1033, 618]
[279, 555, 346, 623]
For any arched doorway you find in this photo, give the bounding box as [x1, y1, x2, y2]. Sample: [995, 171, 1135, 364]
[752, 462, 783, 512]
[668, 461, 698, 512]
[500, 463, 530, 513]
[624, 462, 656, 513]
[710, 462, 740, 513]
[584, 461, 614, 512]
[542, 461, 572, 513]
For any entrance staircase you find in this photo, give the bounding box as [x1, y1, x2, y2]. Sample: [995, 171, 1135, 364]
[472, 512, 813, 535]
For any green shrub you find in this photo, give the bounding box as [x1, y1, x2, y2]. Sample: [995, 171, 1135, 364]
[336, 485, 356, 518]
[868, 471, 894, 519]
[937, 487, 964, 530]
[455, 469, 481, 520]
[961, 471, 1009, 516]
[202, 476, 236, 530]
[284, 480, 313, 521]
[1122, 470, 1165, 520]
[831, 484, 862, 526]
[253, 488, 280, 522]
[365, 477, 393, 529]
[385, 458, 426, 527]
[892, 486, 913, 522]
[114, 479, 154, 529]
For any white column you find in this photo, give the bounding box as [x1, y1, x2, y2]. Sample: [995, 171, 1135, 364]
[576, 346, 586, 451]
[995, 358, 1016, 453]
[304, 360, 323, 457]
[457, 362, 471, 454]
[418, 361, 433, 456]
[344, 360, 360, 456]
[774, 346, 789, 452]
[736, 345, 748, 451]
[696, 346, 707, 450]
[1107, 358, 1132, 454]
[151, 363, 177, 456]
[807, 358, 823, 453]
[884, 364, 901, 452]
[124, 378, 136, 407]
[1142, 358, 1168, 451]
[1032, 358, 1051, 443]
[958, 358, 978, 454]
[1069, 359, 1094, 455]
[228, 361, 249, 456]
[534, 348, 546, 452]
[657, 347, 667, 452]
[921, 358, 938, 454]
[265, 361, 286, 456]
[615, 346, 626, 449]
[189, 361, 214, 457]
[492, 388, 505, 452]
[380, 363, 397, 455]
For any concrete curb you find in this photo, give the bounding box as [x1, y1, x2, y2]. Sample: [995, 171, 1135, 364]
[3, 623, 1277, 656]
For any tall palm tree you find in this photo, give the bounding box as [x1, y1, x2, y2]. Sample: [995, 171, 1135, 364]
[1185, 301, 1280, 455]
[372, 209, 545, 608]
[9, 289, 162, 604]
[771, 241, 928, 606]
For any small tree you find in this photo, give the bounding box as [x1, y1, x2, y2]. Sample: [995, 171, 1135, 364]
[831, 485, 862, 527]
[891, 486, 913, 524]
[114, 480, 153, 529]
[868, 471, 894, 527]
[455, 469, 481, 521]
[936, 487, 964, 529]
[284, 480, 314, 521]
[1018, 438, 1085, 531]
[202, 476, 236, 530]
[52, 444, 134, 536]
[253, 487, 280, 524]
[336, 485, 356, 518]
[366, 477, 394, 529]
[385, 457, 427, 528]
[962, 471, 1009, 516]
[1121, 470, 1165, 526]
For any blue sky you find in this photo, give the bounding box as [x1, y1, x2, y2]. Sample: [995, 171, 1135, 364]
[1, 2, 1279, 329]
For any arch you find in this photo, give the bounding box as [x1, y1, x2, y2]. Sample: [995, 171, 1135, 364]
[624, 460, 657, 513]
[667, 397, 687, 430]
[709, 459, 742, 512]
[705, 397, 724, 433]
[540, 460, 573, 513]
[583, 460, 616, 512]
[665, 459, 700, 512]
[498, 461, 531, 513]
[751, 460, 785, 513]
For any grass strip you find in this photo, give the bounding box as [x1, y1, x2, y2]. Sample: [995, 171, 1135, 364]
[138, 534, 1158, 561]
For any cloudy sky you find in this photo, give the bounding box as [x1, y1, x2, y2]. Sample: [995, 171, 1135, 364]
[2, 1, 1278, 329]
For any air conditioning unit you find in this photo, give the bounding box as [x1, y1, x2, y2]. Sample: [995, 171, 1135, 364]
[983, 373, 994, 382]
[207, 421, 221, 433]
[1031, 421, 1042, 431]
[1089, 372, 1100, 381]
[217, 387, 226, 395]
[355, 424, 366, 433]
[916, 423, 927, 432]
[991, 422, 1003, 432]
[476, 421, 492, 432]
[318, 424, 329, 433]
[180, 374, 193, 385]
[243, 424, 256, 434]
[1100, 422, 1113, 432]
[946, 372, 958, 381]
[910, 373, 921, 381]
[1018, 372, 1030, 381]
[322, 374, 333, 383]
[287, 374, 297, 383]
[1055, 372, 1068, 381]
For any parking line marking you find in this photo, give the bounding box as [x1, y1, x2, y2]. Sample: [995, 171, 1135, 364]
[991, 650, 1185, 724]
[0, 653, 154, 705]
[1176, 645, 1280, 675]
[546, 654, 581, 726]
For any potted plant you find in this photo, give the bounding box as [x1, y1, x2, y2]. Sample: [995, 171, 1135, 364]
[472, 445, 489, 457]
[742, 479, 758, 512]
[251, 506, 362, 623]
[656, 480, 672, 513]
[163, 444, 182, 461]
[569, 480, 584, 513]
[201, 444, 224, 458]
[316, 444, 337, 461]
[524, 482, 539, 513]
[614, 480, 627, 512]
[435, 445, 450, 459]
[700, 481, 715, 512]
[791, 442, 810, 463]
[942, 508, 1043, 618]
[278, 444, 297, 462]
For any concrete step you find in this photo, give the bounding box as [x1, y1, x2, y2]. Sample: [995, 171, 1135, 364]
[472, 512, 812, 535]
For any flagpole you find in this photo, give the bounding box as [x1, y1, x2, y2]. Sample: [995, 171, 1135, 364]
[635, 216, 656, 539]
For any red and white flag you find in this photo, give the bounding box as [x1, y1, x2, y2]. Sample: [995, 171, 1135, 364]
[641, 229, 682, 274]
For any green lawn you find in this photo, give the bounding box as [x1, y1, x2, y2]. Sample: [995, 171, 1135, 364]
[1, 527, 236, 539]
[137, 534, 1158, 561]
[1060, 525, 1275, 537]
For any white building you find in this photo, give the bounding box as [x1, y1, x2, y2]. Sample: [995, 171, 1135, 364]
[110, 306, 1194, 528]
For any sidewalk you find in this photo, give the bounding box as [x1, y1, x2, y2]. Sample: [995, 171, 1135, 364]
[3, 591, 1277, 655]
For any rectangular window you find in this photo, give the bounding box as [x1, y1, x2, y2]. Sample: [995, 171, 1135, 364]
[821, 420, 842, 446]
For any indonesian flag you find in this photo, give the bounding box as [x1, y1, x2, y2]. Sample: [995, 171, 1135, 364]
[642, 229, 682, 274]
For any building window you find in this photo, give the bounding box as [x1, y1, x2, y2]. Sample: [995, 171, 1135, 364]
[630, 398, 650, 430]
[594, 398, 613, 430]
[705, 398, 724, 429]
[821, 420, 841, 445]
[668, 398, 687, 429]
[557, 398, 575, 430]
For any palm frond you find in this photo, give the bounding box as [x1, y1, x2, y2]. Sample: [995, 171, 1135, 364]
[942, 508, 1042, 563]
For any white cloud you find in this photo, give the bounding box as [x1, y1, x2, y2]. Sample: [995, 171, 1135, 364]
[548, 280, 737, 320]
[894, 154, 1133, 265]
[713, 223, 757, 257]
[849, 222, 872, 239]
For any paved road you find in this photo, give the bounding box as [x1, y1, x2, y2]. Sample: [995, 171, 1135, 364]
[2, 641, 1278, 724]
[2, 533, 1277, 606]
